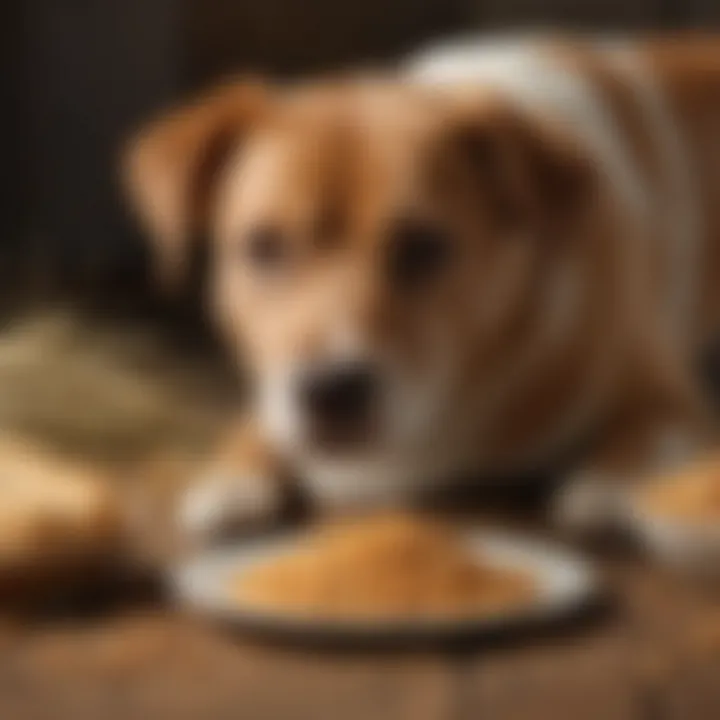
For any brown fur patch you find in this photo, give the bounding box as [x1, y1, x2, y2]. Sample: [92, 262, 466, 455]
[125, 39, 720, 503]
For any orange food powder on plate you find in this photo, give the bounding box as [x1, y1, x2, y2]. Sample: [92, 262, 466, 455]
[230, 513, 536, 619]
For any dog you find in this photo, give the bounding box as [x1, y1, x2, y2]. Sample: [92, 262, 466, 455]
[124, 34, 720, 539]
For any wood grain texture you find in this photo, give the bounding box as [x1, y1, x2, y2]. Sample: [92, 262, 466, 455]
[1, 557, 719, 720]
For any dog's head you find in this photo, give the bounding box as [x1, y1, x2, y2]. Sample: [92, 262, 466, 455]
[125, 77, 599, 492]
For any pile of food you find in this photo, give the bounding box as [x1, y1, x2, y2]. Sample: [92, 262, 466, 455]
[640, 458, 720, 523]
[230, 513, 536, 619]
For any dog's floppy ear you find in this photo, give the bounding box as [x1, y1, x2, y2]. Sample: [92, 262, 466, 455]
[444, 99, 597, 240]
[123, 80, 269, 290]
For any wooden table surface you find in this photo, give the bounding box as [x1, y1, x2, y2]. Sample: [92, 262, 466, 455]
[1, 549, 719, 720]
[0, 318, 715, 719]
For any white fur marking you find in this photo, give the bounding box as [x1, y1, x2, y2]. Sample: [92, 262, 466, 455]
[406, 39, 652, 222]
[178, 472, 278, 538]
[600, 45, 702, 346]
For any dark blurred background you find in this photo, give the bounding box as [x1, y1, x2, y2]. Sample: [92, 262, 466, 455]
[4, 0, 720, 323]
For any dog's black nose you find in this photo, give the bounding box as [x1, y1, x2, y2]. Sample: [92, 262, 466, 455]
[301, 363, 378, 426]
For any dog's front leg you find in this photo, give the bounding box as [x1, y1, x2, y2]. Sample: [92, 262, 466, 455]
[552, 389, 714, 537]
[178, 416, 294, 542]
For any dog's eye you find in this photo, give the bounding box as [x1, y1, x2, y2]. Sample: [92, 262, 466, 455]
[387, 220, 450, 287]
[245, 227, 286, 269]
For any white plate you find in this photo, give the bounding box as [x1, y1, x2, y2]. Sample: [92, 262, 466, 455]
[171, 528, 599, 645]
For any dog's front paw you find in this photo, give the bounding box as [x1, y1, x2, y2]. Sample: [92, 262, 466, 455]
[178, 469, 282, 543]
[551, 470, 629, 538]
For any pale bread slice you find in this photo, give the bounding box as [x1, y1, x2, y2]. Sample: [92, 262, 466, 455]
[0, 436, 123, 581]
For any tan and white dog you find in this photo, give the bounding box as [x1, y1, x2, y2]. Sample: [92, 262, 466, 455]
[125, 34, 720, 538]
